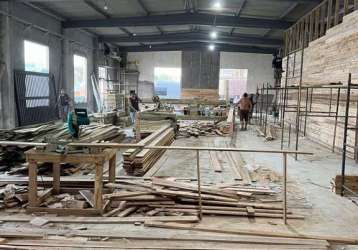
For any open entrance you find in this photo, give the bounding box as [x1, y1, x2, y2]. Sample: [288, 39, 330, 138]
[219, 69, 248, 102]
[154, 67, 181, 99]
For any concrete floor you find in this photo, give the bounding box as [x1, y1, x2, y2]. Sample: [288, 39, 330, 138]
[149, 122, 358, 248]
[1, 121, 358, 249]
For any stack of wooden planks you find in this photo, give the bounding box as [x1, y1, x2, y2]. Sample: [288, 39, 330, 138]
[331, 175, 358, 194]
[178, 120, 228, 137]
[0, 122, 124, 173]
[0, 225, 346, 249]
[123, 125, 175, 176]
[103, 177, 304, 220]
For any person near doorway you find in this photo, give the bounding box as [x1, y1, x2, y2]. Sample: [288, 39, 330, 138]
[129, 90, 141, 124]
[238, 93, 252, 131]
[58, 89, 71, 122]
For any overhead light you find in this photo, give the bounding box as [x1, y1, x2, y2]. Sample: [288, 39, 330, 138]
[213, 2, 222, 10]
[149, 45, 152, 48]
[208, 44, 215, 51]
[104, 0, 108, 10]
[210, 31, 217, 39]
[132, 33, 137, 36]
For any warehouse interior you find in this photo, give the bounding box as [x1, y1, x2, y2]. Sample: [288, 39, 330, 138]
[0, 0, 358, 249]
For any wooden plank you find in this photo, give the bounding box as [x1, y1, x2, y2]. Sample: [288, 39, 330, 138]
[145, 221, 357, 245]
[344, 0, 349, 14]
[1, 239, 330, 250]
[209, 151, 222, 172]
[103, 201, 127, 217]
[26, 207, 101, 216]
[108, 155, 116, 187]
[154, 188, 238, 202]
[0, 229, 331, 247]
[117, 206, 138, 217]
[94, 162, 103, 212]
[104, 191, 152, 200]
[334, 0, 340, 25]
[79, 190, 95, 208]
[327, 0, 333, 29]
[152, 178, 238, 198]
[319, 3, 327, 37]
[52, 163, 60, 194]
[28, 162, 38, 207]
[0, 215, 199, 224]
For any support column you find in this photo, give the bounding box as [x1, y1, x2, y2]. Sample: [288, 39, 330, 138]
[0, 2, 16, 129]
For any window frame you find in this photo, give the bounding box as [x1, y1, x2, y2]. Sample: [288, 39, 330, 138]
[24, 40, 50, 74]
[73, 54, 88, 104]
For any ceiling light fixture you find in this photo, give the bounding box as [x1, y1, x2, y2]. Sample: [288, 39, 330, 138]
[104, 0, 108, 10]
[213, 2, 222, 10]
[210, 31, 217, 39]
[208, 44, 215, 51]
[133, 33, 137, 36]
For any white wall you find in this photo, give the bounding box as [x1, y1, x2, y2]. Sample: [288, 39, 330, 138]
[220, 52, 274, 94]
[127, 51, 274, 97]
[127, 51, 181, 83]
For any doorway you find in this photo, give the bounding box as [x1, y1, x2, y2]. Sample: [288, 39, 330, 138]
[219, 69, 248, 103]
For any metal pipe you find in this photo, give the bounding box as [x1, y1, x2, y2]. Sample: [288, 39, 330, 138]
[264, 83, 269, 136]
[281, 54, 290, 150]
[288, 123, 292, 147]
[283, 152, 288, 224]
[304, 88, 309, 136]
[332, 88, 341, 152]
[295, 32, 305, 160]
[196, 150, 203, 219]
[0, 141, 313, 154]
[341, 73, 352, 196]
[354, 98, 358, 162]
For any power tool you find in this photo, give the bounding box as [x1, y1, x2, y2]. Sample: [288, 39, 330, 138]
[67, 108, 90, 138]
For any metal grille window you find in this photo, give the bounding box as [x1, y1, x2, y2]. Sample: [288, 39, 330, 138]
[14, 71, 58, 126]
[25, 74, 50, 108]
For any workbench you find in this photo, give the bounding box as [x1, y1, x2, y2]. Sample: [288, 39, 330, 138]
[25, 148, 117, 215]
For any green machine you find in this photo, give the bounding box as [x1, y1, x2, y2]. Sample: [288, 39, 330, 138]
[67, 108, 90, 138]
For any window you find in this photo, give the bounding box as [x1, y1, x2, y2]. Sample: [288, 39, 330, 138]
[154, 67, 181, 99]
[219, 69, 248, 101]
[25, 74, 50, 107]
[73, 54, 87, 103]
[24, 40, 49, 73]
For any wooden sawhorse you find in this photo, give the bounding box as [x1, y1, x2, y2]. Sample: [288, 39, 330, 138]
[25, 148, 117, 215]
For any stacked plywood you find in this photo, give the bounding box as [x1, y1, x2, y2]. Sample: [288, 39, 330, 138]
[123, 125, 175, 176]
[283, 10, 358, 86]
[332, 175, 358, 194]
[181, 88, 219, 100]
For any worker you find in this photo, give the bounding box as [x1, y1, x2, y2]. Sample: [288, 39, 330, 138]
[129, 90, 141, 124]
[58, 89, 71, 122]
[272, 53, 283, 87]
[238, 93, 252, 131]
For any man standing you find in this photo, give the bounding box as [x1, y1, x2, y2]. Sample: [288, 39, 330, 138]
[129, 90, 140, 124]
[58, 89, 71, 121]
[238, 93, 252, 131]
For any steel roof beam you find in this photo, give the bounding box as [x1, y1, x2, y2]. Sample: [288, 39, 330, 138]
[63, 13, 293, 29]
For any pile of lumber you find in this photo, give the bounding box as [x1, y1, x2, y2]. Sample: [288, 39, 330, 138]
[178, 121, 225, 137]
[123, 125, 174, 176]
[103, 177, 304, 220]
[0, 122, 124, 174]
[178, 120, 235, 137]
[331, 175, 358, 194]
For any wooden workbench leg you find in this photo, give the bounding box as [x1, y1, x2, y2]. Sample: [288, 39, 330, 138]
[94, 162, 103, 213]
[53, 163, 60, 194]
[108, 155, 116, 192]
[28, 161, 38, 207]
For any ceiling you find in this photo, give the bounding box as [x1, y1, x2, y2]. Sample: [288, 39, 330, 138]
[18, 0, 322, 53]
